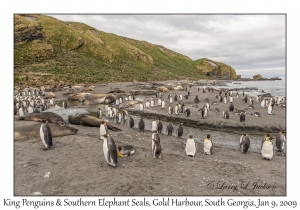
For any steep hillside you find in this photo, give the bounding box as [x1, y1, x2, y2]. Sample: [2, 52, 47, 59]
[14, 14, 237, 87]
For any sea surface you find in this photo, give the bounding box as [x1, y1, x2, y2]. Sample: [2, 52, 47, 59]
[221, 79, 286, 98]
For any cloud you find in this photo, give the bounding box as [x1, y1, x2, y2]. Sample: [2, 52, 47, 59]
[48, 14, 286, 78]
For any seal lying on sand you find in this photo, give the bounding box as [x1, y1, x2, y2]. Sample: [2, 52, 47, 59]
[14, 122, 78, 141]
[68, 115, 122, 131]
[16, 112, 65, 125]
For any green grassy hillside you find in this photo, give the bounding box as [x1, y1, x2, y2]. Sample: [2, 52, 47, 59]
[14, 14, 237, 86]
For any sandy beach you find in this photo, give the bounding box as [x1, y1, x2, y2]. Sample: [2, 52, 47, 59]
[14, 81, 286, 196]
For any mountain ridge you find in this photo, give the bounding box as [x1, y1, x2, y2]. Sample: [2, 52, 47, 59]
[14, 14, 237, 87]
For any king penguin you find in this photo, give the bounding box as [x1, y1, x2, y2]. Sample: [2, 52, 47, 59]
[240, 111, 246, 122]
[240, 134, 250, 153]
[204, 134, 214, 155]
[223, 110, 229, 119]
[184, 107, 191, 117]
[268, 103, 274, 115]
[177, 123, 184, 137]
[157, 119, 163, 133]
[129, 116, 134, 128]
[97, 108, 102, 119]
[161, 100, 165, 109]
[103, 134, 118, 167]
[275, 131, 286, 155]
[168, 105, 173, 114]
[138, 117, 145, 132]
[40, 120, 53, 150]
[261, 134, 274, 160]
[185, 135, 196, 157]
[99, 121, 108, 140]
[152, 119, 157, 132]
[62, 101, 67, 109]
[166, 122, 174, 136]
[152, 134, 162, 158]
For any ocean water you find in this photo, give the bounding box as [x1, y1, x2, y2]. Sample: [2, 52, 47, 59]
[223, 79, 286, 98]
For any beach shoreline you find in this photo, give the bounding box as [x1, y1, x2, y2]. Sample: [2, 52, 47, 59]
[14, 81, 286, 196]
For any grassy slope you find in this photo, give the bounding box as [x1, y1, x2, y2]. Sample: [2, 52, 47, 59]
[14, 14, 237, 86]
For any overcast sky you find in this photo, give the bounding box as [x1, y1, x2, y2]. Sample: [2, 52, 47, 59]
[49, 14, 286, 78]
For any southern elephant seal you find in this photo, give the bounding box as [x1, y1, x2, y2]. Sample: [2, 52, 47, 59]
[14, 122, 78, 141]
[68, 115, 122, 131]
[16, 112, 65, 125]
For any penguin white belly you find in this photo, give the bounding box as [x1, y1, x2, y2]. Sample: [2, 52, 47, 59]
[158, 99, 161, 105]
[162, 102, 165, 108]
[103, 139, 110, 164]
[268, 106, 272, 114]
[261, 141, 274, 159]
[151, 101, 154, 107]
[152, 123, 157, 131]
[185, 139, 196, 156]
[204, 140, 212, 154]
[40, 125, 47, 148]
[100, 125, 107, 137]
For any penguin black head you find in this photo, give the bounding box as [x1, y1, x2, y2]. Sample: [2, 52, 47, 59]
[189, 135, 193, 138]
[207, 134, 211, 139]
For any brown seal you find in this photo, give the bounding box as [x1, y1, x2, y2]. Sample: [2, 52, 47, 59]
[16, 112, 65, 125]
[14, 122, 78, 141]
[68, 115, 122, 131]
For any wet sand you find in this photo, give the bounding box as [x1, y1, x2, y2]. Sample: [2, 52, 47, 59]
[14, 81, 286, 196]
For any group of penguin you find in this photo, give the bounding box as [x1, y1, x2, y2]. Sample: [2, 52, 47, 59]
[133, 86, 286, 125]
[14, 88, 68, 117]
[17, 84, 286, 167]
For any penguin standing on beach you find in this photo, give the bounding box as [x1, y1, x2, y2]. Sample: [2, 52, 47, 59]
[62, 101, 67, 109]
[224, 95, 227, 104]
[116, 111, 122, 124]
[158, 98, 162, 106]
[174, 104, 179, 115]
[201, 105, 207, 118]
[166, 122, 174, 136]
[268, 103, 274, 115]
[240, 111, 246, 122]
[184, 107, 191, 117]
[240, 134, 250, 153]
[204, 134, 214, 155]
[152, 119, 157, 132]
[194, 95, 200, 103]
[97, 108, 102, 119]
[129, 116, 134, 128]
[152, 134, 162, 158]
[179, 94, 183, 101]
[168, 105, 173, 115]
[185, 135, 196, 157]
[276, 131, 286, 155]
[40, 120, 53, 150]
[138, 117, 145, 132]
[145, 100, 150, 108]
[261, 98, 266, 108]
[261, 134, 275, 160]
[161, 100, 165, 109]
[177, 123, 184, 137]
[150, 97, 155, 107]
[229, 102, 234, 112]
[99, 122, 108, 139]
[157, 119, 163, 133]
[139, 102, 144, 111]
[174, 93, 178, 102]
[103, 134, 118, 167]
[223, 110, 229, 119]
